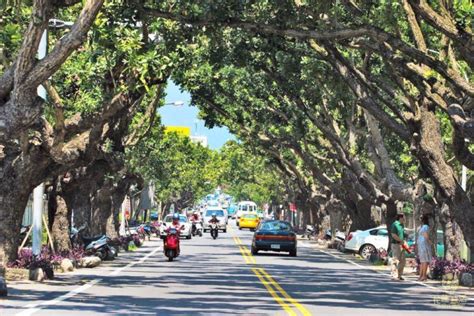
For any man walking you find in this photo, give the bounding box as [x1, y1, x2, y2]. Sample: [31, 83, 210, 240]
[390, 212, 407, 280]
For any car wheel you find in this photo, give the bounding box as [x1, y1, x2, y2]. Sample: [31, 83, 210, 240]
[251, 246, 258, 255]
[359, 244, 376, 259]
[187, 234, 192, 240]
[289, 249, 297, 257]
[223, 229, 227, 233]
[238, 227, 242, 230]
[203, 229, 207, 233]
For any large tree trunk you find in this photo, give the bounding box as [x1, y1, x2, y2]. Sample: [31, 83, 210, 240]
[0, 188, 30, 266]
[51, 194, 72, 252]
[48, 181, 72, 252]
[0, 145, 53, 265]
[90, 183, 113, 236]
[62, 183, 93, 236]
[439, 203, 463, 260]
[414, 106, 474, 255]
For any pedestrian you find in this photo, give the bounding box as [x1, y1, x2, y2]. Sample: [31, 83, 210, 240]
[417, 214, 432, 281]
[390, 212, 407, 280]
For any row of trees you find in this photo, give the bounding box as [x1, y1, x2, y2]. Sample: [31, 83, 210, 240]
[130, 132, 294, 218]
[144, 0, 473, 259]
[0, 0, 472, 268]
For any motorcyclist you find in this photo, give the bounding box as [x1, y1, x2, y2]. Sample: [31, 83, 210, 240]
[190, 211, 200, 223]
[166, 213, 182, 233]
[208, 213, 220, 224]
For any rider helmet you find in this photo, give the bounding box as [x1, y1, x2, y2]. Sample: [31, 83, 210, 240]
[172, 213, 180, 220]
[212, 213, 217, 217]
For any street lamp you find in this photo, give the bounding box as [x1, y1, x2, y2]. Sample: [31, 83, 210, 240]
[33, 19, 74, 257]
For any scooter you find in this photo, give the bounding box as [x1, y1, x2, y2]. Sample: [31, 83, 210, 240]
[324, 229, 346, 242]
[304, 225, 316, 240]
[164, 227, 182, 262]
[71, 227, 117, 260]
[210, 223, 218, 240]
[191, 221, 203, 237]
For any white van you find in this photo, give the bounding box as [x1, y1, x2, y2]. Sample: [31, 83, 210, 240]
[236, 201, 257, 225]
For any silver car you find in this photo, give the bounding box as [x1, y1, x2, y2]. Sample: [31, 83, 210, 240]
[203, 208, 227, 232]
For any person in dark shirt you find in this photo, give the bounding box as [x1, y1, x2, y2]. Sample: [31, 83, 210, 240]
[390, 212, 407, 280]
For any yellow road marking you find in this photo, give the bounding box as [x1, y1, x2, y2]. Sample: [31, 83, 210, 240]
[233, 236, 241, 245]
[252, 268, 297, 316]
[242, 245, 257, 264]
[238, 246, 250, 264]
[232, 230, 309, 315]
[258, 268, 312, 316]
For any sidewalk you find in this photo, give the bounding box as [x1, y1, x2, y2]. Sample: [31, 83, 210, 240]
[300, 238, 474, 300]
[0, 239, 161, 312]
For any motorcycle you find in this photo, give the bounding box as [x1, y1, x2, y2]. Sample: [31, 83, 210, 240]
[191, 221, 203, 237]
[71, 227, 117, 261]
[209, 223, 218, 239]
[164, 226, 183, 261]
[304, 225, 317, 240]
[324, 229, 346, 242]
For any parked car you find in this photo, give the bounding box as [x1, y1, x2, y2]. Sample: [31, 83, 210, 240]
[345, 226, 420, 259]
[344, 225, 390, 259]
[203, 208, 227, 232]
[239, 213, 260, 230]
[160, 214, 192, 239]
[252, 220, 297, 256]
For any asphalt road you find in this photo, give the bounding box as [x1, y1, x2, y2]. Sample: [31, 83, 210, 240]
[1, 220, 473, 315]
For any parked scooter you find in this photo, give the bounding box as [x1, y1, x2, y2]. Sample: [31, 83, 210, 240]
[163, 226, 183, 261]
[304, 225, 317, 240]
[209, 223, 218, 240]
[70, 227, 117, 260]
[324, 229, 346, 242]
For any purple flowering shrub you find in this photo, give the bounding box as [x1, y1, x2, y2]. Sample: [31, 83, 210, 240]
[430, 258, 474, 280]
[112, 236, 135, 250]
[8, 246, 86, 274]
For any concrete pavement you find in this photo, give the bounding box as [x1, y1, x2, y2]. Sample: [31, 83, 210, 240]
[1, 221, 473, 315]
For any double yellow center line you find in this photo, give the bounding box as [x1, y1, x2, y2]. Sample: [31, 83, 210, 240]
[233, 236, 257, 264]
[232, 232, 310, 316]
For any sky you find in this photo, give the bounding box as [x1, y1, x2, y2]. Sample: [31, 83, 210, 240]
[159, 81, 234, 150]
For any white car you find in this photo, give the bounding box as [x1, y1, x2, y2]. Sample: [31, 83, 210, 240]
[160, 214, 192, 239]
[344, 225, 389, 259]
[203, 208, 227, 232]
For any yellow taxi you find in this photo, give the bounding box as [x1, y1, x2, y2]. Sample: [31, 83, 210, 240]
[238, 213, 260, 230]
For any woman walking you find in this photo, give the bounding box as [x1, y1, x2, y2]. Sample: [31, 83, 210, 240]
[417, 215, 432, 281]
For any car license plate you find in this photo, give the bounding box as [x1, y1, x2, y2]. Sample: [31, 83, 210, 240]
[271, 244, 280, 250]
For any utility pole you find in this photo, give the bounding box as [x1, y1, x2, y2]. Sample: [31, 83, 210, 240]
[32, 29, 48, 257]
[32, 19, 74, 257]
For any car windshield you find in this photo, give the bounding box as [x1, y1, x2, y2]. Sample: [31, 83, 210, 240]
[164, 215, 187, 223]
[243, 214, 257, 219]
[260, 221, 292, 231]
[205, 210, 224, 217]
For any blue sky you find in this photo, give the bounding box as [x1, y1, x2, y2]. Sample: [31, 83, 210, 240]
[159, 81, 234, 150]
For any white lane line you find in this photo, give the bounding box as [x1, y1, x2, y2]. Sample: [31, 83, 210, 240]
[300, 241, 473, 298]
[17, 279, 102, 316]
[16, 245, 161, 316]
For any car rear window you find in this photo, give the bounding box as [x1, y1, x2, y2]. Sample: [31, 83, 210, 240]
[205, 210, 224, 217]
[243, 214, 257, 219]
[260, 221, 291, 231]
[164, 215, 187, 223]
